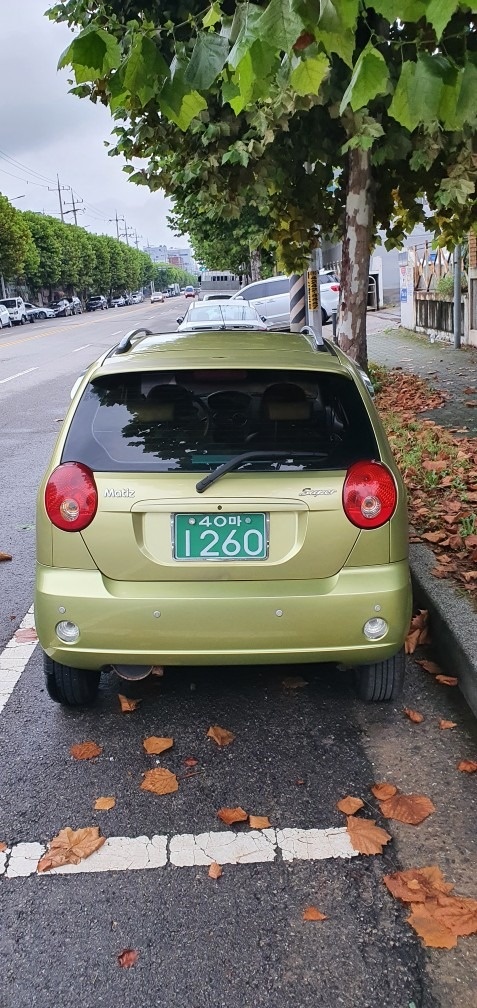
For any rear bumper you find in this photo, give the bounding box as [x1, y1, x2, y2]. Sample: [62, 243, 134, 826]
[35, 561, 412, 670]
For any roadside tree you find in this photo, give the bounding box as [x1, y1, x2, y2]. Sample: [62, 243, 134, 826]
[0, 195, 39, 285]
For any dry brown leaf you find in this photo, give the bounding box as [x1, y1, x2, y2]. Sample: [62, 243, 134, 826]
[346, 816, 392, 855]
[435, 675, 458, 686]
[0, 552, 12, 562]
[282, 675, 308, 689]
[336, 796, 364, 815]
[248, 815, 272, 829]
[416, 659, 443, 676]
[457, 759, 477, 773]
[140, 768, 179, 795]
[184, 757, 198, 767]
[384, 866, 453, 904]
[404, 628, 421, 654]
[303, 906, 327, 921]
[370, 782, 398, 800]
[70, 741, 102, 760]
[207, 725, 235, 746]
[142, 736, 174, 755]
[217, 806, 248, 826]
[403, 707, 424, 723]
[37, 826, 105, 872]
[379, 792, 436, 825]
[118, 694, 141, 713]
[117, 949, 138, 968]
[406, 905, 457, 949]
[151, 665, 164, 677]
[208, 862, 223, 879]
[94, 797, 116, 811]
[0, 842, 7, 852]
[438, 719, 457, 729]
[14, 627, 38, 643]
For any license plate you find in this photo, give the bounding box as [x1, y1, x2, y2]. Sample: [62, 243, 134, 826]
[173, 513, 268, 560]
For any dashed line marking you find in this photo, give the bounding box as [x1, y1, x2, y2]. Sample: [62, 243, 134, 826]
[0, 367, 38, 384]
[1, 827, 357, 879]
[0, 607, 37, 715]
[72, 344, 91, 352]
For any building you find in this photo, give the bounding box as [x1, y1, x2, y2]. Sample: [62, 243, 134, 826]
[143, 245, 198, 274]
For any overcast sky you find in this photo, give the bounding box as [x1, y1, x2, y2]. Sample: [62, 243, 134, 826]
[0, 1, 179, 248]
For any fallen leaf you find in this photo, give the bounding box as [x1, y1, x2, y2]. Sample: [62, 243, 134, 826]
[406, 905, 457, 949]
[457, 759, 477, 773]
[14, 627, 38, 643]
[384, 866, 454, 904]
[248, 815, 272, 829]
[217, 806, 248, 826]
[295, 779, 305, 786]
[435, 675, 458, 686]
[336, 796, 364, 815]
[0, 552, 12, 562]
[184, 757, 198, 767]
[117, 949, 138, 968]
[303, 906, 327, 921]
[70, 741, 102, 760]
[404, 708, 424, 723]
[94, 797, 116, 811]
[371, 782, 398, 800]
[346, 816, 392, 855]
[151, 665, 164, 677]
[282, 675, 308, 688]
[416, 660, 443, 676]
[438, 719, 457, 729]
[37, 826, 105, 872]
[0, 842, 7, 852]
[118, 694, 141, 713]
[208, 862, 223, 879]
[140, 768, 179, 795]
[405, 629, 421, 654]
[379, 792, 435, 825]
[142, 736, 174, 755]
[207, 725, 235, 747]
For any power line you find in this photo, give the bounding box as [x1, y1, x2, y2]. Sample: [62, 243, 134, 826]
[0, 166, 51, 189]
[0, 149, 56, 186]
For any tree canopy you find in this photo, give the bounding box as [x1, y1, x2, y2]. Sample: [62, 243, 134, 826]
[0, 195, 39, 283]
[47, 1, 477, 363]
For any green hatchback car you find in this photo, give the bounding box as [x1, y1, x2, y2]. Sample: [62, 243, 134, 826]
[35, 326, 411, 707]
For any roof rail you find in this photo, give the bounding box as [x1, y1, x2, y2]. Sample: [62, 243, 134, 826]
[300, 325, 326, 351]
[114, 328, 153, 355]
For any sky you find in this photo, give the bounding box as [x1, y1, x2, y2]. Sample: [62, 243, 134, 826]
[0, 1, 179, 249]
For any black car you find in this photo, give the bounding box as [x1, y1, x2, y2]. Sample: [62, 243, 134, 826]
[49, 299, 72, 317]
[86, 295, 108, 311]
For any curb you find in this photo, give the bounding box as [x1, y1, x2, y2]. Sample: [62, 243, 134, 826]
[410, 542, 477, 718]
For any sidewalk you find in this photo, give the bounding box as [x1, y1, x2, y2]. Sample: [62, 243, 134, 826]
[366, 318, 477, 718]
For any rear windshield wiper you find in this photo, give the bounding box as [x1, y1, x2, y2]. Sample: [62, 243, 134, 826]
[195, 451, 325, 493]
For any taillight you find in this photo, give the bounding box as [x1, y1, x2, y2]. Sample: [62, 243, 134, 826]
[343, 461, 397, 529]
[330, 284, 340, 291]
[44, 462, 98, 532]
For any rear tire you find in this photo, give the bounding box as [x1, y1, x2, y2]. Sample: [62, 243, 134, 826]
[43, 653, 100, 707]
[354, 648, 405, 702]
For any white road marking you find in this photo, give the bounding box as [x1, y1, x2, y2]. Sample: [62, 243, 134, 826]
[0, 607, 37, 714]
[0, 367, 38, 384]
[110, 330, 122, 336]
[2, 827, 357, 878]
[72, 344, 91, 352]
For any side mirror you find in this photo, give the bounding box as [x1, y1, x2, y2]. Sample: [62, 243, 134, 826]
[177, 317, 184, 324]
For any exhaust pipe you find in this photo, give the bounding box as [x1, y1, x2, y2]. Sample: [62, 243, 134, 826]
[112, 664, 154, 681]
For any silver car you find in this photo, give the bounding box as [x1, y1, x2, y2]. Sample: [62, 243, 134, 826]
[231, 273, 340, 329]
[177, 300, 268, 332]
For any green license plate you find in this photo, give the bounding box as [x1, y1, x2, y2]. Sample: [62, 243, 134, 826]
[174, 513, 268, 560]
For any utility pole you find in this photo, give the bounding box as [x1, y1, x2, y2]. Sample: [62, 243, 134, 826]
[454, 244, 462, 350]
[119, 219, 134, 246]
[63, 188, 84, 226]
[109, 211, 121, 241]
[47, 176, 68, 220]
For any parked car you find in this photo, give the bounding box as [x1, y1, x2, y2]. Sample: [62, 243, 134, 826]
[49, 299, 72, 317]
[202, 293, 233, 301]
[0, 296, 28, 326]
[24, 302, 56, 322]
[0, 303, 12, 328]
[131, 292, 144, 304]
[231, 272, 340, 329]
[35, 326, 411, 708]
[177, 300, 268, 332]
[150, 291, 165, 303]
[184, 285, 196, 298]
[69, 296, 83, 315]
[110, 295, 126, 307]
[86, 295, 108, 311]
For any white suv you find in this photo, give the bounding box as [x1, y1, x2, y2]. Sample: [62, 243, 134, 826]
[231, 273, 340, 329]
[0, 296, 27, 326]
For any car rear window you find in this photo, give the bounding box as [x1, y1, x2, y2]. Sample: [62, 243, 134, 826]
[62, 369, 378, 474]
[186, 305, 260, 323]
[0, 299, 16, 309]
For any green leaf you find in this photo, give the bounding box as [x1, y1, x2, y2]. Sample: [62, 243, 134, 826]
[160, 57, 207, 130]
[371, 0, 426, 22]
[454, 60, 477, 128]
[228, 5, 263, 68]
[425, 0, 460, 39]
[318, 0, 358, 67]
[290, 51, 329, 97]
[228, 50, 255, 114]
[123, 35, 168, 106]
[339, 44, 388, 114]
[388, 54, 447, 131]
[254, 0, 306, 52]
[203, 2, 222, 29]
[185, 32, 229, 90]
[58, 25, 121, 83]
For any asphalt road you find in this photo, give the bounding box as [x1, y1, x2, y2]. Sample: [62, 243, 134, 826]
[0, 304, 476, 1008]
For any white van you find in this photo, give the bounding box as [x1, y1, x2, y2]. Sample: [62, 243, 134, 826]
[0, 296, 28, 326]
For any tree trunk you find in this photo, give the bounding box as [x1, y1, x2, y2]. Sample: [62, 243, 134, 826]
[338, 146, 373, 370]
[250, 249, 261, 282]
